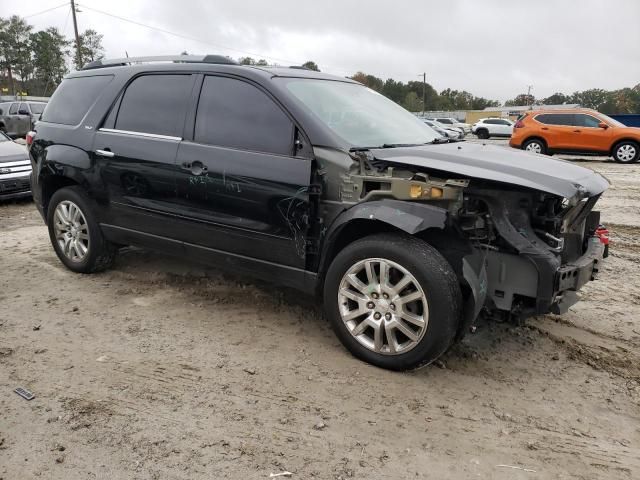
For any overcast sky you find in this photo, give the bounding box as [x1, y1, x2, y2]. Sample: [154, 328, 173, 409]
[3, 0, 639, 102]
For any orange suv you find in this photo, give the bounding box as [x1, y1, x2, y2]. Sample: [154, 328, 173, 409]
[509, 108, 640, 163]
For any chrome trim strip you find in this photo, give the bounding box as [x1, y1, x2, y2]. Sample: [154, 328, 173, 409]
[0, 160, 31, 167]
[0, 170, 32, 180]
[98, 128, 182, 142]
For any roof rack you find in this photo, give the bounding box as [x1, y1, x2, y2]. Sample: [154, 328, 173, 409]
[82, 55, 238, 70]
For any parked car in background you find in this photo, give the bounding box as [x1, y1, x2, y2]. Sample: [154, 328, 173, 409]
[0, 101, 47, 138]
[0, 130, 31, 199]
[472, 118, 514, 139]
[423, 119, 464, 141]
[510, 109, 640, 163]
[430, 117, 471, 134]
[30, 55, 609, 371]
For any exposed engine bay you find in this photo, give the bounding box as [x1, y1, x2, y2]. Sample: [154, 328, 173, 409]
[338, 149, 608, 325]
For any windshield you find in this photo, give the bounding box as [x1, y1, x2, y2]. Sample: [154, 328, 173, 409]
[29, 103, 46, 114]
[282, 79, 439, 148]
[598, 113, 626, 128]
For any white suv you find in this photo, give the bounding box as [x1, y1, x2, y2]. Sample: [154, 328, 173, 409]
[472, 118, 514, 139]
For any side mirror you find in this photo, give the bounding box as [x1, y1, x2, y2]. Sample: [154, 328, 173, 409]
[18, 109, 29, 115]
[598, 122, 609, 129]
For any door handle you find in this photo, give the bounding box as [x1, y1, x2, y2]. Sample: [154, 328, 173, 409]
[182, 160, 207, 176]
[541, 127, 549, 130]
[95, 149, 115, 158]
[573, 129, 581, 133]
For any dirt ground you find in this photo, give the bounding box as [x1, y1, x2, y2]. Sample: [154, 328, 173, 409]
[1, 141, 639, 479]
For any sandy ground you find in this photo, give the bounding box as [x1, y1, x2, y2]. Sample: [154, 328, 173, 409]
[1, 140, 639, 479]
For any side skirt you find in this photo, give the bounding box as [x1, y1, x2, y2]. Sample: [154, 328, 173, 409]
[100, 224, 319, 295]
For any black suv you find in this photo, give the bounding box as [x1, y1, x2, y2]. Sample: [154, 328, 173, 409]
[29, 55, 609, 370]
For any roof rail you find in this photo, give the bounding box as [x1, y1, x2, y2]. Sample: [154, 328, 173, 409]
[82, 55, 238, 70]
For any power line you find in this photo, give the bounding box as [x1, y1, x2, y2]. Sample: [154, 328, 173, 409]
[23, 2, 69, 19]
[75, 3, 307, 66]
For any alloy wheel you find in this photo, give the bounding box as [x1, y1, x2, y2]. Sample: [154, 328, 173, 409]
[338, 258, 428, 355]
[53, 200, 90, 262]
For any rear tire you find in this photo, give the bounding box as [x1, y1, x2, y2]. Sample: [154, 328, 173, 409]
[612, 141, 639, 163]
[323, 233, 462, 371]
[47, 186, 117, 273]
[522, 138, 547, 155]
[476, 129, 489, 139]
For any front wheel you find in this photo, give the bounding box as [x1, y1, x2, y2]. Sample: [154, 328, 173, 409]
[476, 129, 489, 139]
[47, 186, 117, 273]
[323, 233, 462, 371]
[612, 141, 639, 163]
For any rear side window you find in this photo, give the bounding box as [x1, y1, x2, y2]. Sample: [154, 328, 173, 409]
[42, 75, 113, 125]
[194, 76, 294, 156]
[437, 118, 453, 124]
[535, 114, 574, 126]
[0, 103, 7, 115]
[115, 74, 193, 137]
[9, 103, 18, 114]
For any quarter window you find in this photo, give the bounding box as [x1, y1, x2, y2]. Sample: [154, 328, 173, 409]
[115, 74, 193, 137]
[194, 76, 294, 156]
[42, 75, 113, 125]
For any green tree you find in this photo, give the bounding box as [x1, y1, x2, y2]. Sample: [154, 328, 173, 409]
[504, 93, 535, 107]
[542, 92, 571, 105]
[76, 29, 104, 67]
[30, 27, 69, 95]
[0, 15, 32, 94]
[301, 60, 319, 71]
[351, 71, 384, 92]
[238, 56, 268, 66]
[402, 91, 422, 112]
[570, 88, 608, 110]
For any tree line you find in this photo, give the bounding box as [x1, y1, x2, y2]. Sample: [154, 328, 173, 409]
[0, 15, 104, 97]
[504, 88, 640, 114]
[1, 14, 638, 114]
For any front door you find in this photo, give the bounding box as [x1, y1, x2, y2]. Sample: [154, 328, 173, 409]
[568, 113, 613, 153]
[93, 73, 196, 237]
[173, 75, 312, 269]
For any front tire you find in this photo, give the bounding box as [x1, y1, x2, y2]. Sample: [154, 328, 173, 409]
[612, 141, 639, 163]
[47, 186, 117, 273]
[323, 233, 462, 371]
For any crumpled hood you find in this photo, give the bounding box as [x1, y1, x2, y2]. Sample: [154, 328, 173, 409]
[369, 142, 609, 199]
[0, 140, 29, 163]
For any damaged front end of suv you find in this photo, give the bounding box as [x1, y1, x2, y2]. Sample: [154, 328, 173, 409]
[316, 142, 609, 336]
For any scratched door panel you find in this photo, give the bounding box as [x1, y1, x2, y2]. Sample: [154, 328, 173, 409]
[173, 141, 311, 268]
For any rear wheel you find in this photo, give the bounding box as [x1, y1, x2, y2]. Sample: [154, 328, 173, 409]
[47, 186, 117, 273]
[612, 141, 639, 163]
[323, 233, 461, 371]
[523, 138, 547, 155]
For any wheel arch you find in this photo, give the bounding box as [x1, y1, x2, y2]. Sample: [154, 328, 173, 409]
[522, 136, 548, 148]
[610, 138, 640, 156]
[316, 200, 484, 338]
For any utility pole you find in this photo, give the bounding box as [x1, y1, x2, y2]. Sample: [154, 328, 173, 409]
[422, 72, 426, 116]
[70, 0, 82, 68]
[526, 84, 533, 105]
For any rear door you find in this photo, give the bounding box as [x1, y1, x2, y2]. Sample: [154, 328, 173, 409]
[6, 103, 19, 136]
[17, 103, 31, 135]
[569, 113, 613, 152]
[173, 74, 312, 268]
[533, 113, 575, 149]
[93, 73, 196, 237]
